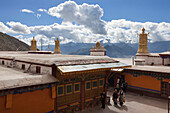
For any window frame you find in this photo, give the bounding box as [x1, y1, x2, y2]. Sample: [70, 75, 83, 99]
[57, 85, 64, 97]
[92, 80, 98, 89]
[161, 82, 169, 96]
[74, 82, 80, 93]
[36, 66, 41, 73]
[99, 78, 104, 88]
[2, 61, 4, 65]
[66, 84, 72, 95]
[85, 81, 91, 90]
[22, 64, 25, 70]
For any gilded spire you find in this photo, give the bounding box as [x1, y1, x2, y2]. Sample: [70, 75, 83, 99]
[54, 37, 61, 54]
[137, 28, 149, 54]
[32, 36, 36, 41]
[142, 27, 145, 34]
[30, 36, 37, 51]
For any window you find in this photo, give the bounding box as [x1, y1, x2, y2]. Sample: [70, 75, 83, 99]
[92, 80, 98, 89]
[161, 82, 169, 96]
[74, 82, 80, 93]
[85, 81, 91, 90]
[36, 66, 41, 73]
[2, 61, 4, 65]
[22, 64, 25, 70]
[57, 85, 64, 96]
[99, 78, 104, 87]
[66, 84, 72, 95]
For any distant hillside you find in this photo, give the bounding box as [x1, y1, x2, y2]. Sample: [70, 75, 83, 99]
[0, 32, 30, 51]
[130, 41, 170, 53]
[41, 41, 170, 58]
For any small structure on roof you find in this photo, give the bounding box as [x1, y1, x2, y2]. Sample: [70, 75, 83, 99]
[54, 37, 61, 54]
[30, 36, 37, 51]
[90, 42, 106, 56]
[135, 28, 170, 66]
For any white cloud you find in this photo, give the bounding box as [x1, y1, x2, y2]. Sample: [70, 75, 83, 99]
[106, 19, 170, 43]
[0, 19, 170, 45]
[0, 22, 15, 34]
[20, 9, 34, 13]
[6, 21, 31, 34]
[36, 14, 41, 19]
[0, 1, 170, 45]
[38, 8, 47, 13]
[48, 1, 106, 35]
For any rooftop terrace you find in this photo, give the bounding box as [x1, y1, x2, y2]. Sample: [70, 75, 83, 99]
[0, 65, 57, 90]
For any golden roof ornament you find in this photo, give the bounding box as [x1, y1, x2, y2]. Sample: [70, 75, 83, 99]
[91, 45, 95, 49]
[54, 37, 61, 54]
[137, 27, 149, 54]
[101, 45, 105, 49]
[30, 36, 37, 51]
[96, 42, 100, 49]
[32, 36, 36, 41]
[142, 27, 145, 34]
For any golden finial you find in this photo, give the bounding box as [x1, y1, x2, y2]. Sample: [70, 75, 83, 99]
[142, 28, 145, 34]
[32, 36, 36, 41]
[54, 36, 61, 54]
[92, 45, 95, 49]
[101, 45, 105, 49]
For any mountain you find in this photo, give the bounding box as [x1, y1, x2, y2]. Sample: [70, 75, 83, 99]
[105, 43, 137, 58]
[148, 41, 170, 53]
[41, 41, 170, 58]
[0, 32, 30, 51]
[43, 42, 94, 54]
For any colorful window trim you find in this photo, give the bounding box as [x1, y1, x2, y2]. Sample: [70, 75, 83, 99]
[74, 82, 80, 93]
[85, 81, 91, 90]
[66, 84, 72, 95]
[99, 78, 104, 87]
[161, 82, 169, 96]
[6, 94, 12, 109]
[92, 80, 98, 89]
[57, 85, 64, 96]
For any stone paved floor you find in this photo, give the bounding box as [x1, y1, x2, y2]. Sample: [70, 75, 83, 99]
[78, 88, 168, 113]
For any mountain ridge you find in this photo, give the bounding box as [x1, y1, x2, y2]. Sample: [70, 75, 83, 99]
[42, 41, 170, 58]
[0, 32, 30, 51]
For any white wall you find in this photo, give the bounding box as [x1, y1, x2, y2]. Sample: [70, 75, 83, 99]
[0, 59, 52, 75]
[136, 55, 163, 65]
[147, 56, 162, 65]
[90, 52, 105, 56]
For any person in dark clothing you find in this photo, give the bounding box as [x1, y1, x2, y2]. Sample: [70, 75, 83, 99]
[112, 89, 118, 105]
[119, 88, 125, 106]
[101, 91, 106, 109]
[122, 81, 128, 93]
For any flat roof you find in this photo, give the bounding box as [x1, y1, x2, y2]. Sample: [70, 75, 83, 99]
[58, 62, 129, 73]
[159, 51, 170, 55]
[126, 65, 170, 74]
[113, 58, 132, 65]
[0, 51, 117, 66]
[0, 65, 58, 90]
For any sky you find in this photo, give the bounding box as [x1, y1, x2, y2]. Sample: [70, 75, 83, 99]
[0, 0, 170, 45]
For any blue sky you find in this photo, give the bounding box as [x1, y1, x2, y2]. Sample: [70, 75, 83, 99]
[0, 0, 170, 45]
[1, 0, 170, 25]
